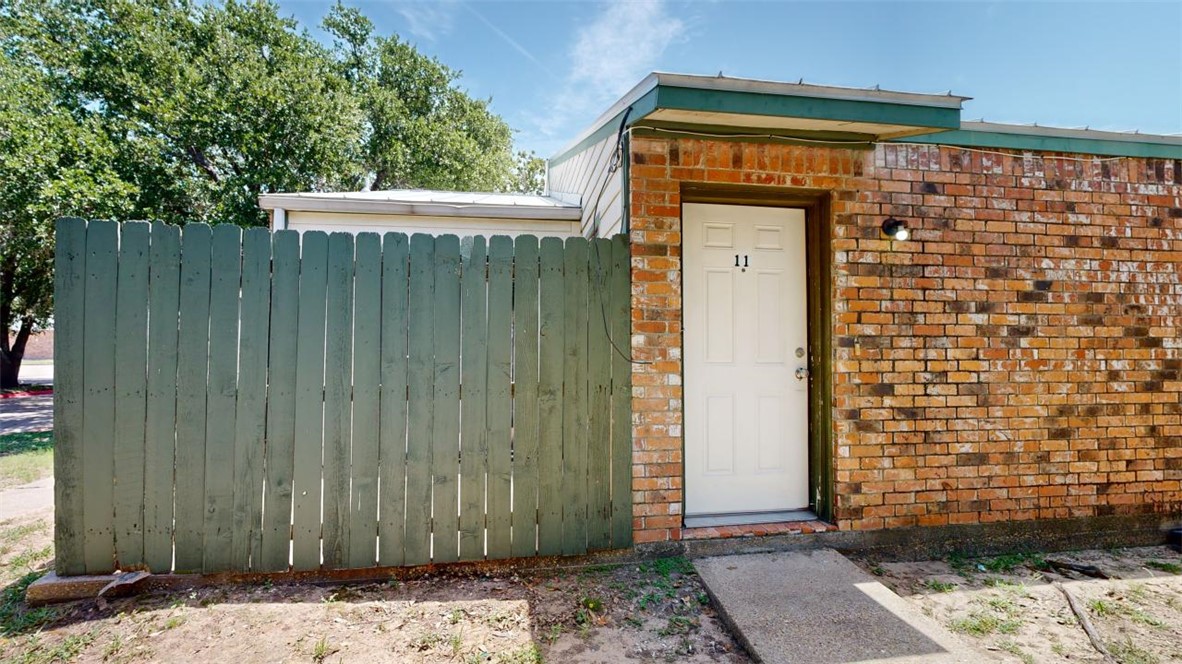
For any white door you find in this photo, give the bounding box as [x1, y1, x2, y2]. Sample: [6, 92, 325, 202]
[683, 203, 810, 518]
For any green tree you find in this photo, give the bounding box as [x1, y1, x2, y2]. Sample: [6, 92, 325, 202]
[0, 50, 135, 387]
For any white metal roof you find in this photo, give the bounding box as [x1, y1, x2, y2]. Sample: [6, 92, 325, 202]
[258, 189, 582, 221]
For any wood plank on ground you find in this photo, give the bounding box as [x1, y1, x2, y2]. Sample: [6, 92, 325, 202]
[113, 221, 149, 567]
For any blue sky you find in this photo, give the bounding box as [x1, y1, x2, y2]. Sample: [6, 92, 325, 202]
[281, 1, 1182, 158]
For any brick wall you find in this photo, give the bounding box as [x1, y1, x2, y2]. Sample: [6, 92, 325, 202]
[628, 135, 1182, 543]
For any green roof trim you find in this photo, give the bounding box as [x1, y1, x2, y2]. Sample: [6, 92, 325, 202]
[895, 127, 1182, 159]
[549, 88, 659, 169]
[654, 86, 961, 131]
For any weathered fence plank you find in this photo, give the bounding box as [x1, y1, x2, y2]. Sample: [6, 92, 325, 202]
[404, 234, 436, 566]
[231, 228, 272, 570]
[113, 221, 149, 567]
[55, 222, 633, 577]
[610, 234, 633, 549]
[536, 237, 566, 556]
[260, 230, 300, 572]
[458, 237, 488, 562]
[143, 222, 181, 572]
[431, 235, 462, 564]
[292, 231, 329, 571]
[174, 223, 212, 573]
[379, 233, 410, 567]
[587, 238, 613, 550]
[322, 232, 355, 569]
[203, 224, 242, 573]
[53, 218, 87, 575]
[349, 233, 382, 569]
[486, 236, 514, 559]
[510, 236, 540, 558]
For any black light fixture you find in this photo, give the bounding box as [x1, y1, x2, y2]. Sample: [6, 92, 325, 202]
[881, 217, 909, 241]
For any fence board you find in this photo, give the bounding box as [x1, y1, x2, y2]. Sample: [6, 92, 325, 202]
[458, 237, 488, 562]
[322, 233, 355, 569]
[610, 235, 633, 549]
[379, 233, 411, 567]
[486, 236, 514, 559]
[536, 237, 566, 556]
[431, 235, 462, 563]
[203, 225, 242, 573]
[562, 238, 590, 555]
[587, 239, 613, 550]
[174, 223, 212, 573]
[404, 234, 436, 566]
[53, 218, 88, 575]
[260, 231, 300, 571]
[349, 233, 382, 568]
[510, 236, 540, 558]
[113, 222, 149, 566]
[81, 220, 118, 573]
[292, 231, 329, 571]
[231, 228, 271, 570]
[143, 222, 181, 572]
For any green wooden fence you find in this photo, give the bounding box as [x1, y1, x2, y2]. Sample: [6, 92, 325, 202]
[53, 218, 632, 576]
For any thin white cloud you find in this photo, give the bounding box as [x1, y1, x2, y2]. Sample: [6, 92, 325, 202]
[529, 0, 685, 152]
[397, 0, 460, 42]
[463, 2, 559, 80]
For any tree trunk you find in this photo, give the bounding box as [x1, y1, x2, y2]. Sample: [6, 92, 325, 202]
[1, 318, 32, 389]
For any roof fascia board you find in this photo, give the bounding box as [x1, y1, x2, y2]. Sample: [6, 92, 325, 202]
[549, 87, 660, 168]
[257, 195, 583, 221]
[895, 126, 1182, 159]
[652, 73, 967, 109]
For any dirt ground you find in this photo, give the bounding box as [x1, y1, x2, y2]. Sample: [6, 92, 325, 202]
[851, 546, 1182, 664]
[1, 507, 749, 664]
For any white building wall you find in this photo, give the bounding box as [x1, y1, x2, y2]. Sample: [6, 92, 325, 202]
[547, 133, 625, 238]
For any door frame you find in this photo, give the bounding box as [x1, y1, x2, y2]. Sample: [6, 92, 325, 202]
[680, 183, 834, 523]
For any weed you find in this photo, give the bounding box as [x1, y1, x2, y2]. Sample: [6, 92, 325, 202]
[102, 634, 123, 660]
[1, 571, 56, 636]
[983, 577, 1015, 588]
[450, 630, 463, 657]
[163, 616, 185, 630]
[311, 635, 334, 662]
[544, 623, 563, 644]
[485, 610, 520, 629]
[624, 615, 644, 628]
[1125, 607, 1165, 628]
[413, 632, 441, 651]
[923, 579, 957, 593]
[870, 565, 885, 576]
[640, 556, 694, 578]
[448, 608, 465, 625]
[658, 615, 697, 636]
[18, 630, 97, 664]
[9, 544, 53, 571]
[1, 521, 47, 545]
[1145, 560, 1181, 574]
[580, 596, 603, 612]
[949, 611, 1021, 636]
[985, 596, 1018, 614]
[696, 592, 710, 605]
[386, 576, 400, 590]
[998, 639, 1034, 664]
[495, 644, 542, 664]
[1050, 642, 1066, 656]
[1108, 638, 1159, 664]
[1088, 599, 1114, 617]
[1127, 583, 1149, 602]
[981, 552, 1046, 573]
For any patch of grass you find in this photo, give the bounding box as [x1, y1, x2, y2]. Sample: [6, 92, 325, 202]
[163, 616, 184, 630]
[449, 630, 463, 657]
[17, 630, 97, 664]
[998, 639, 1035, 664]
[1108, 638, 1159, 664]
[658, 615, 697, 636]
[985, 596, 1019, 613]
[949, 611, 1021, 636]
[981, 552, 1046, 573]
[640, 556, 694, 578]
[495, 643, 542, 664]
[580, 596, 603, 612]
[1088, 598, 1114, 617]
[311, 635, 334, 662]
[870, 565, 886, 576]
[9, 544, 53, 571]
[1, 571, 56, 636]
[1145, 560, 1181, 574]
[923, 579, 957, 593]
[544, 623, 562, 644]
[102, 634, 124, 660]
[448, 608, 465, 624]
[413, 632, 441, 651]
[0, 431, 53, 490]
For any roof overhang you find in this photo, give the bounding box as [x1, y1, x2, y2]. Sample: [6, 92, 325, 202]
[894, 121, 1182, 159]
[258, 192, 583, 222]
[551, 73, 968, 165]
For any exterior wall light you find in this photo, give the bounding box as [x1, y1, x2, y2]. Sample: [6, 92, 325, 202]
[882, 217, 909, 241]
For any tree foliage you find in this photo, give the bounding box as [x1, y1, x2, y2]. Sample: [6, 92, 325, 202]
[0, 0, 546, 386]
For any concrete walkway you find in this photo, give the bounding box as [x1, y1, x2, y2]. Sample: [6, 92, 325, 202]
[0, 477, 53, 520]
[695, 549, 992, 664]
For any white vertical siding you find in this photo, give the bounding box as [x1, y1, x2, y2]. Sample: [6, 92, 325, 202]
[548, 133, 625, 238]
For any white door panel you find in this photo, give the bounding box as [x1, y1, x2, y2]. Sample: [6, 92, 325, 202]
[684, 203, 809, 516]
